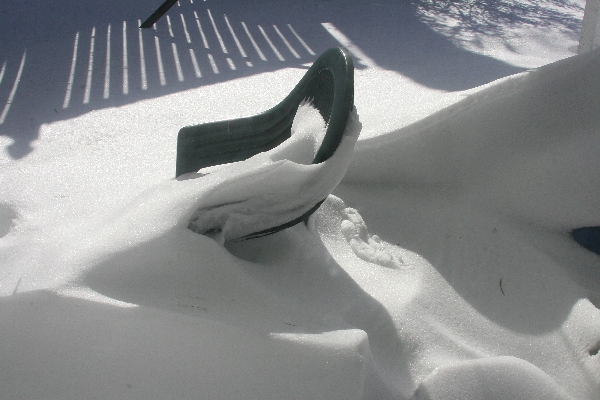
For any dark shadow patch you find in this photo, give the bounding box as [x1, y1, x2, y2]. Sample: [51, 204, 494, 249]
[0, 203, 18, 238]
[572, 227, 600, 256]
[589, 341, 600, 356]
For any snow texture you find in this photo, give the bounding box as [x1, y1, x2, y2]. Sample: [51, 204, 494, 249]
[1, 1, 599, 399]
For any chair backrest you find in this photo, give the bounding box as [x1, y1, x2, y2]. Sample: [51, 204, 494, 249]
[175, 47, 354, 177]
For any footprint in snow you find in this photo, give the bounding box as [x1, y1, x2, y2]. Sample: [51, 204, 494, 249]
[340, 207, 404, 269]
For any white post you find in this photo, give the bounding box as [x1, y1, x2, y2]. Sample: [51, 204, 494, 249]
[578, 0, 600, 53]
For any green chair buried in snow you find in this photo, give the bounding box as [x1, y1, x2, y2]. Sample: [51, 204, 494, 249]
[175, 47, 356, 240]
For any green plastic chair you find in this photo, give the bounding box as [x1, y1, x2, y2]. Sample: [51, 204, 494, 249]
[176, 47, 354, 239]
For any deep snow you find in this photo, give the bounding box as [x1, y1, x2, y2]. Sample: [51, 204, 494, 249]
[1, 1, 599, 399]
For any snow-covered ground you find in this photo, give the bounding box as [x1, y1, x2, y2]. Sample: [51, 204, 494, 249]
[1, 0, 599, 399]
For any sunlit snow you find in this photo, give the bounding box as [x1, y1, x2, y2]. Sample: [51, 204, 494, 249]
[1, 1, 599, 399]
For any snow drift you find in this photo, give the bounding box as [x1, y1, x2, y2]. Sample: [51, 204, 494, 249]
[1, 39, 599, 400]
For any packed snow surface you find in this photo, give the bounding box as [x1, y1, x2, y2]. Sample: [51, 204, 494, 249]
[1, 1, 599, 399]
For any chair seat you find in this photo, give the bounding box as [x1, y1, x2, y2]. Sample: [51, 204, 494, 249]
[176, 47, 355, 240]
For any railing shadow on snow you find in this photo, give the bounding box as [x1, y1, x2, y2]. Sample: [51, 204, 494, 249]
[1, 0, 580, 160]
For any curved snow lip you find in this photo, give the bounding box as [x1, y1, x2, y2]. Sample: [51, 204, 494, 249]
[186, 104, 362, 243]
[572, 227, 600, 256]
[411, 356, 575, 400]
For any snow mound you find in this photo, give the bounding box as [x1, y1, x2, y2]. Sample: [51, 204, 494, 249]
[2, 29, 600, 400]
[347, 49, 600, 231]
[412, 356, 574, 400]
